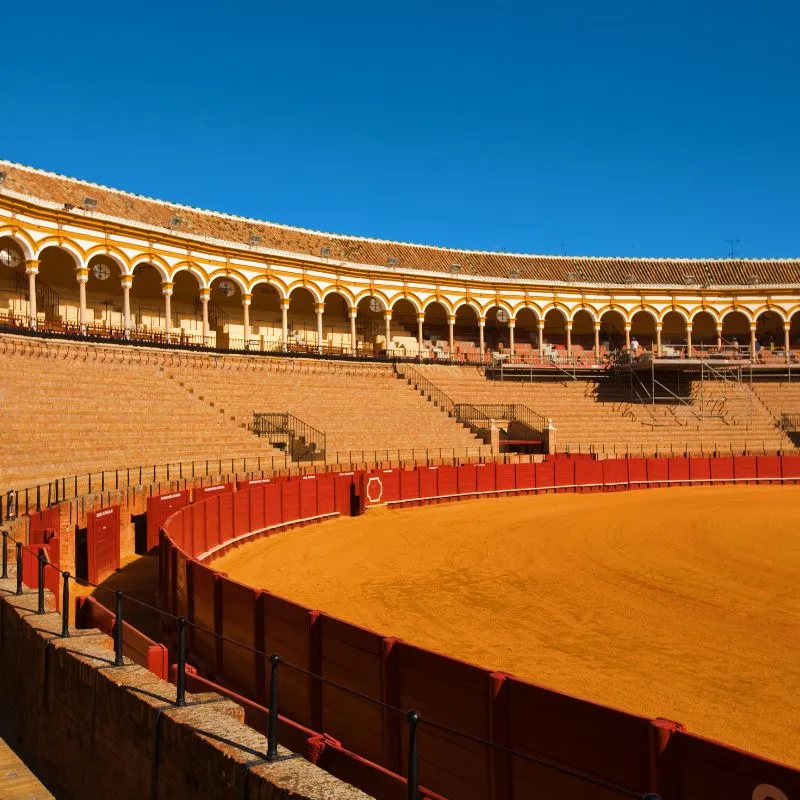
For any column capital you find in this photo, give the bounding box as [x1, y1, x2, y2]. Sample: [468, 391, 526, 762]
[120, 274, 133, 288]
[593, 322, 601, 330]
[76, 267, 89, 282]
[624, 323, 632, 331]
[199, 288, 211, 301]
[161, 281, 173, 297]
[565, 321, 573, 331]
[24, 259, 40, 275]
[478, 318, 486, 327]
[448, 315, 455, 324]
[281, 299, 291, 310]
[655, 323, 663, 331]
[384, 310, 393, 320]
[315, 303, 325, 314]
[417, 312, 426, 322]
[242, 293, 252, 306]
[784, 322, 792, 331]
[349, 307, 358, 318]
[507, 320, 515, 328]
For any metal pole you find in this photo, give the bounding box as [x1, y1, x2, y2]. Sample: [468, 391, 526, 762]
[266, 653, 281, 761]
[61, 572, 70, 637]
[114, 590, 124, 666]
[176, 617, 187, 706]
[406, 710, 420, 800]
[1, 531, 7, 579]
[15, 542, 23, 595]
[37, 549, 46, 614]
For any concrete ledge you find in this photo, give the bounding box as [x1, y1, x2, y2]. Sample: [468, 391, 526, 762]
[0, 580, 370, 800]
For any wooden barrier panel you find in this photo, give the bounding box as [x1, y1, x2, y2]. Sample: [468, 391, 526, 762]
[193, 482, 233, 502]
[204, 496, 221, 552]
[21, 543, 59, 605]
[734, 455, 758, 484]
[671, 730, 800, 800]
[602, 458, 629, 491]
[174, 548, 189, 620]
[318, 614, 389, 767]
[668, 457, 690, 487]
[457, 464, 478, 497]
[400, 468, 420, 501]
[191, 501, 207, 557]
[380, 469, 401, 503]
[394, 642, 493, 800]
[263, 592, 319, 730]
[495, 463, 516, 493]
[553, 459, 575, 492]
[710, 456, 735, 484]
[756, 455, 782, 484]
[218, 576, 263, 699]
[575, 459, 603, 492]
[249, 484, 266, 531]
[534, 461, 555, 492]
[515, 462, 535, 491]
[233, 490, 251, 536]
[87, 506, 121, 584]
[219, 492, 234, 543]
[187, 559, 219, 676]
[475, 463, 496, 494]
[781, 454, 800, 483]
[437, 466, 458, 498]
[265, 482, 282, 526]
[627, 458, 648, 489]
[281, 478, 301, 522]
[300, 475, 319, 518]
[335, 473, 357, 516]
[646, 457, 669, 487]
[503, 677, 653, 799]
[689, 457, 711, 485]
[418, 466, 438, 500]
[29, 506, 60, 539]
[317, 474, 336, 515]
[146, 491, 188, 552]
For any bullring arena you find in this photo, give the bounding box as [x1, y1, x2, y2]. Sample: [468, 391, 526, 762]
[0, 160, 799, 800]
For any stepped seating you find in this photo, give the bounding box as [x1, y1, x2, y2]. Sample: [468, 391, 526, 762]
[415, 364, 794, 456]
[161, 357, 492, 460]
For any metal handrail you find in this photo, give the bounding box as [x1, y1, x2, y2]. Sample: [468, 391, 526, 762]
[780, 412, 800, 432]
[252, 412, 327, 461]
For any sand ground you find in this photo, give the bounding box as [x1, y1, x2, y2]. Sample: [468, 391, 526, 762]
[215, 485, 800, 767]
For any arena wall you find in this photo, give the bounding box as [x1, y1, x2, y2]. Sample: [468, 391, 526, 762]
[159, 460, 800, 800]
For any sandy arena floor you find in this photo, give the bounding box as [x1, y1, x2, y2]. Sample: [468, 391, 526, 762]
[215, 485, 800, 767]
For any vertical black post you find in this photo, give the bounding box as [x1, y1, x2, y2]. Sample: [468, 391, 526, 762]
[167, 463, 170, 481]
[74, 476, 78, 497]
[266, 653, 281, 761]
[1, 531, 7, 580]
[61, 572, 70, 637]
[37, 549, 46, 614]
[25, 489, 29, 514]
[36, 485, 41, 512]
[115, 470, 119, 490]
[139, 466, 142, 485]
[406, 710, 420, 800]
[114, 591, 124, 666]
[176, 617, 187, 706]
[55, 479, 59, 505]
[88, 474, 92, 493]
[101, 471, 105, 492]
[15, 542, 23, 595]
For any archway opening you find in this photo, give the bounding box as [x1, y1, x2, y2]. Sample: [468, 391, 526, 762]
[484, 306, 511, 353]
[131, 263, 165, 331]
[287, 287, 316, 348]
[720, 311, 748, 350]
[630, 310, 657, 352]
[453, 305, 480, 360]
[423, 301, 449, 355]
[250, 282, 282, 343]
[356, 296, 386, 354]
[38, 246, 80, 325]
[0, 238, 29, 322]
[571, 309, 595, 354]
[542, 308, 567, 352]
[208, 275, 243, 347]
[86, 255, 124, 330]
[790, 312, 800, 355]
[755, 311, 783, 353]
[514, 308, 539, 359]
[322, 292, 350, 351]
[391, 299, 419, 355]
[172, 270, 203, 341]
[661, 311, 687, 353]
[692, 311, 717, 350]
[599, 309, 625, 353]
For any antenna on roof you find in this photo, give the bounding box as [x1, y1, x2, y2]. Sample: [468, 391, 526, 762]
[561, 242, 567, 256]
[726, 238, 740, 258]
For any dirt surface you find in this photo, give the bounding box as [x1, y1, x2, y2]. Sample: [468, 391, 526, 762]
[215, 485, 800, 767]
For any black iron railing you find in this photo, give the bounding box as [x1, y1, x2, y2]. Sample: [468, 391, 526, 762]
[252, 412, 327, 462]
[780, 412, 800, 432]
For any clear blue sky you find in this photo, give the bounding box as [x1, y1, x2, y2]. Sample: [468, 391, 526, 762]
[3, 1, 799, 258]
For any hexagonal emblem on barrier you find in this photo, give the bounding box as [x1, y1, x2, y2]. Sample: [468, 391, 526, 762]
[366, 476, 383, 504]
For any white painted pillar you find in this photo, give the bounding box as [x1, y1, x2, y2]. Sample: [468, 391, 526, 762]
[508, 320, 515, 356]
[750, 326, 757, 359]
[121, 274, 132, 335]
[162, 281, 173, 342]
[538, 320, 544, 352]
[281, 299, 289, 350]
[384, 311, 393, 353]
[655, 325, 662, 356]
[349, 307, 358, 354]
[417, 313, 425, 355]
[785, 325, 791, 364]
[624, 324, 631, 350]
[686, 323, 693, 357]
[316, 303, 325, 353]
[25, 259, 39, 329]
[77, 267, 88, 334]
[478, 319, 485, 359]
[566, 322, 572, 355]
[448, 316, 455, 355]
[594, 323, 600, 358]
[716, 326, 722, 350]
[242, 293, 251, 343]
[200, 288, 210, 342]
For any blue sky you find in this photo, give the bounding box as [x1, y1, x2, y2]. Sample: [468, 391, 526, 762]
[3, 1, 799, 258]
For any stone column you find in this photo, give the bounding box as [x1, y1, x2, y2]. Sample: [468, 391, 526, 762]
[385, 310, 393, 353]
[655, 325, 662, 356]
[162, 281, 173, 342]
[121, 274, 132, 336]
[316, 303, 325, 353]
[478, 319, 485, 359]
[750, 326, 757, 359]
[448, 316, 455, 356]
[417, 313, 425, 355]
[242, 293, 251, 343]
[200, 288, 210, 343]
[349, 307, 358, 354]
[281, 299, 289, 350]
[785, 324, 791, 364]
[625, 324, 631, 350]
[686, 322, 693, 357]
[25, 259, 39, 329]
[508, 321, 515, 356]
[77, 267, 88, 334]
[538, 319, 545, 352]
[594, 323, 600, 358]
[566, 322, 572, 355]
[716, 325, 722, 351]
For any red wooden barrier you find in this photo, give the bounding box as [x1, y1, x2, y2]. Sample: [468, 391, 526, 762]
[437, 465, 458, 498]
[400, 468, 420, 502]
[317, 474, 336, 515]
[29, 506, 60, 539]
[219, 491, 234, 543]
[281, 478, 301, 522]
[602, 458, 629, 490]
[646, 457, 669, 487]
[193, 482, 233, 502]
[475, 462, 496, 494]
[495, 462, 516, 493]
[218, 577, 263, 699]
[553, 458, 575, 492]
[418, 466, 438, 501]
[734, 455, 758, 485]
[781, 454, 800, 484]
[191, 501, 206, 557]
[689, 457, 711, 485]
[265, 482, 282, 526]
[87, 505, 120, 584]
[187, 559, 219, 675]
[575, 459, 603, 492]
[710, 456, 735, 484]
[627, 458, 648, 489]
[535, 461, 555, 492]
[146, 491, 188, 552]
[334, 473, 357, 516]
[299, 475, 319, 518]
[668, 457, 690, 487]
[233, 489, 251, 536]
[756, 455, 782, 484]
[457, 464, 478, 497]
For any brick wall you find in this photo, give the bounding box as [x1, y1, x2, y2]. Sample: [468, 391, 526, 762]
[0, 579, 368, 800]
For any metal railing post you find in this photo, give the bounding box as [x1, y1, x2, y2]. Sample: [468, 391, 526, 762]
[266, 653, 281, 761]
[37, 549, 46, 614]
[176, 617, 187, 706]
[15, 542, 23, 595]
[1, 531, 7, 579]
[114, 590, 124, 666]
[61, 572, 70, 637]
[406, 710, 420, 800]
